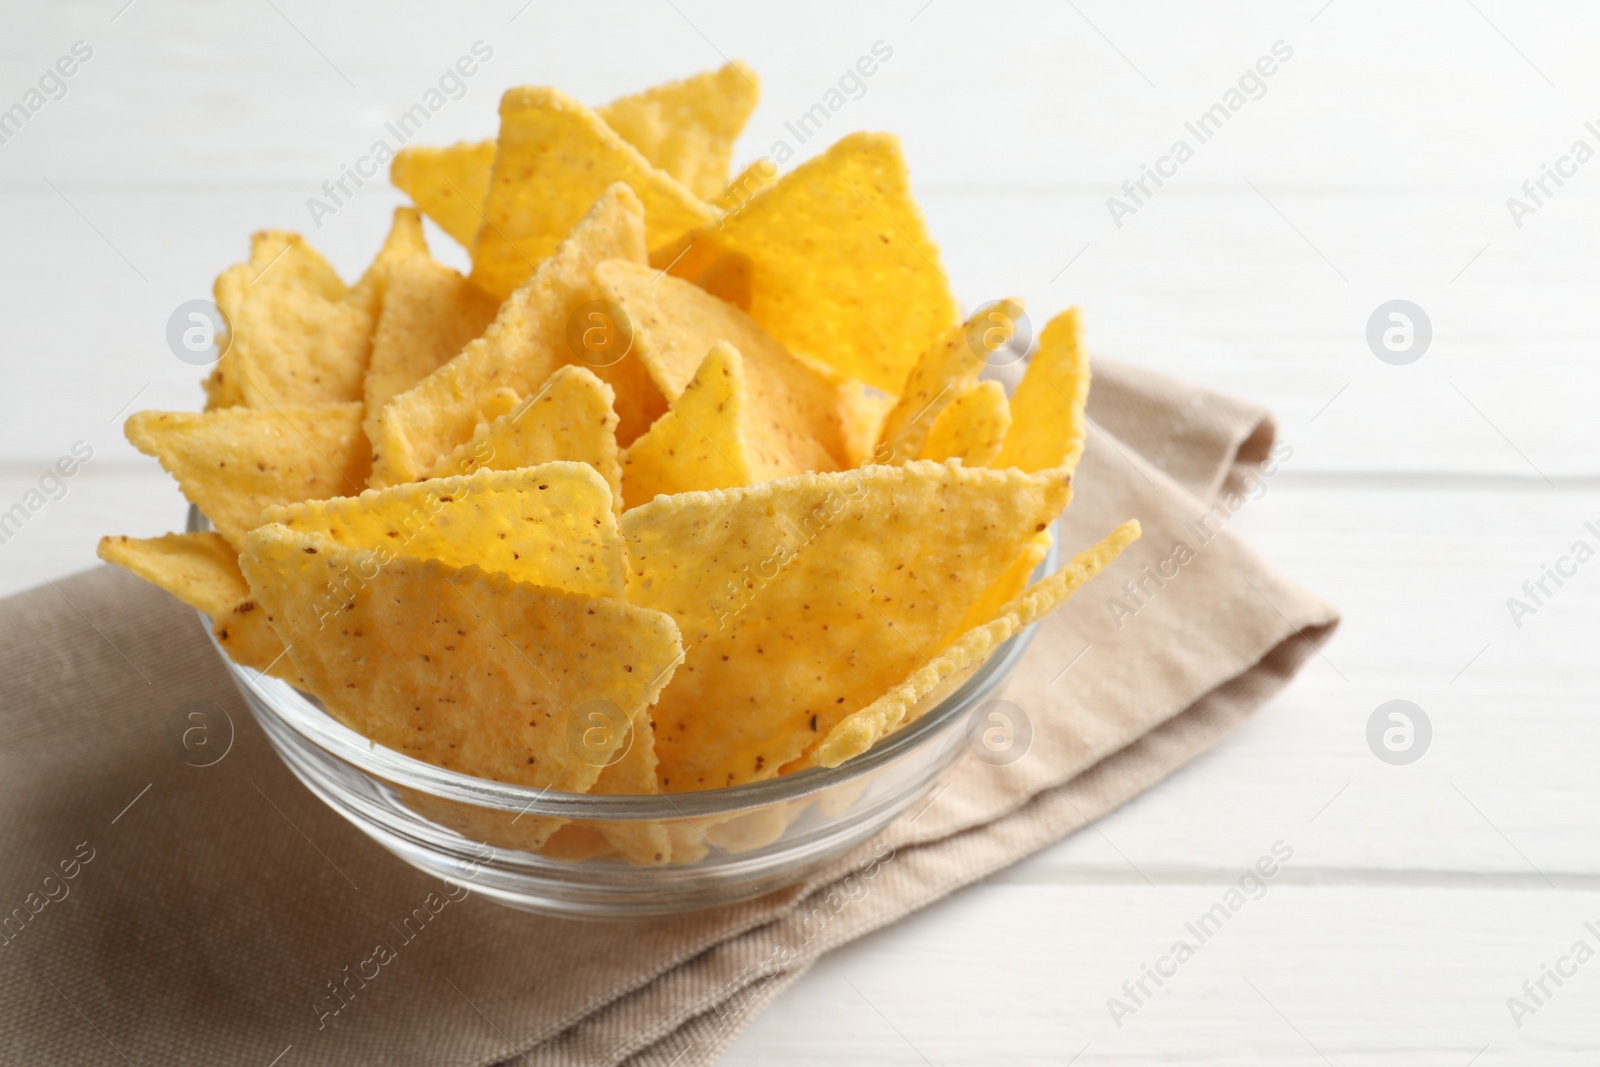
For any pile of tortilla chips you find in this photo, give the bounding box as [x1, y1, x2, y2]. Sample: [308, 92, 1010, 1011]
[101, 62, 1139, 863]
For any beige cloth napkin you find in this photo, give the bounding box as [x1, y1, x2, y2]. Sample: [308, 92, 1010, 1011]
[0, 359, 1337, 1066]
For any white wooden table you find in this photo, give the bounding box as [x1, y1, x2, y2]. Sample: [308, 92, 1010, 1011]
[3, 1, 1596, 1062]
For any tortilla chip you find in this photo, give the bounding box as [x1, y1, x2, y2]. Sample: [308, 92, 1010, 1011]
[97, 531, 248, 616]
[538, 823, 618, 862]
[388, 64, 756, 252]
[96, 532, 293, 677]
[837, 385, 895, 468]
[390, 139, 498, 250]
[596, 259, 848, 471]
[363, 250, 499, 445]
[919, 379, 1011, 467]
[620, 461, 1071, 790]
[211, 600, 295, 676]
[469, 87, 712, 300]
[203, 227, 376, 408]
[711, 157, 779, 213]
[262, 462, 624, 600]
[346, 208, 432, 320]
[815, 521, 1140, 767]
[643, 155, 780, 306]
[588, 721, 673, 865]
[956, 525, 1052, 634]
[875, 305, 1011, 461]
[660, 131, 957, 393]
[125, 403, 371, 550]
[996, 307, 1090, 475]
[596, 61, 760, 201]
[703, 805, 791, 853]
[238, 525, 683, 799]
[371, 183, 646, 486]
[427, 365, 623, 508]
[623, 343, 782, 506]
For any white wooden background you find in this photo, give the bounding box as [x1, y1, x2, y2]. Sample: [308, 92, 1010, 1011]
[3, 1, 1598, 1062]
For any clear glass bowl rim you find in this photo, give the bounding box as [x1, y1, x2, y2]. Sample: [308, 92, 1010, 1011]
[193, 504, 1057, 821]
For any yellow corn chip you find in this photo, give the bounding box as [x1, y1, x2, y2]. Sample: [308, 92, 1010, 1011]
[126, 402, 371, 550]
[955, 525, 1052, 634]
[838, 384, 895, 467]
[620, 461, 1071, 790]
[262, 462, 624, 600]
[427, 365, 623, 510]
[203, 229, 374, 408]
[661, 131, 957, 393]
[97, 531, 248, 617]
[595, 61, 760, 201]
[920, 379, 1011, 467]
[96, 532, 293, 678]
[346, 207, 432, 320]
[996, 307, 1090, 474]
[238, 525, 683, 797]
[388, 65, 756, 252]
[539, 823, 617, 862]
[363, 250, 499, 445]
[711, 158, 779, 213]
[622, 343, 786, 507]
[877, 304, 1016, 461]
[254, 229, 347, 297]
[371, 183, 647, 486]
[703, 805, 791, 854]
[815, 521, 1140, 767]
[469, 87, 712, 300]
[644, 156, 782, 310]
[203, 232, 337, 409]
[596, 258, 848, 471]
[569, 288, 668, 447]
[588, 721, 673, 865]
[390, 139, 498, 250]
[211, 598, 295, 676]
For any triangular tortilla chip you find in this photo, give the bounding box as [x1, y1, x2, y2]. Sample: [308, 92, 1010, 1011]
[363, 248, 499, 444]
[390, 139, 498, 250]
[428, 365, 623, 510]
[125, 403, 370, 550]
[371, 183, 647, 486]
[262, 462, 624, 600]
[619, 461, 1072, 790]
[211, 596, 295, 677]
[622, 343, 777, 506]
[587, 723, 673, 864]
[538, 823, 618, 862]
[838, 385, 895, 467]
[238, 524, 683, 798]
[97, 531, 249, 617]
[346, 207, 431, 320]
[470, 87, 712, 300]
[711, 158, 779, 213]
[815, 521, 1140, 767]
[996, 307, 1090, 475]
[919, 379, 1011, 467]
[387, 65, 757, 251]
[96, 532, 293, 678]
[660, 131, 957, 393]
[646, 155, 783, 307]
[595, 61, 760, 200]
[877, 304, 1018, 461]
[596, 258, 848, 470]
[204, 213, 425, 411]
[955, 525, 1052, 634]
[203, 230, 350, 409]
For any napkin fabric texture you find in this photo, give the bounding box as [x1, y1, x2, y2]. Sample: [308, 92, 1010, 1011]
[0, 359, 1337, 1066]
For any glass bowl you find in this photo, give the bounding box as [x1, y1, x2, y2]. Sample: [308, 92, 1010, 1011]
[196, 506, 1056, 919]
